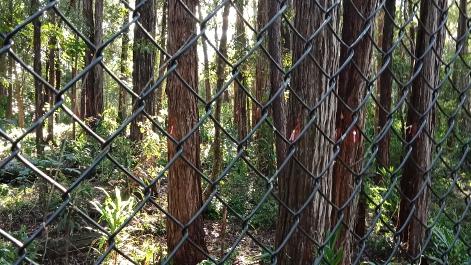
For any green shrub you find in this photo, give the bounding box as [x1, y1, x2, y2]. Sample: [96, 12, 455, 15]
[0, 225, 38, 264]
[90, 187, 136, 251]
[321, 227, 344, 265]
[425, 224, 470, 264]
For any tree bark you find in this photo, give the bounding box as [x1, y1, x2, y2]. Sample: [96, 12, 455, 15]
[72, 54, 78, 139]
[377, 0, 396, 168]
[251, 0, 276, 179]
[82, 0, 104, 122]
[199, 4, 211, 103]
[47, 14, 57, 141]
[118, 14, 130, 124]
[331, 0, 377, 264]
[130, 0, 157, 141]
[253, 0, 269, 128]
[94, 0, 103, 115]
[155, 0, 168, 113]
[0, 51, 6, 119]
[7, 54, 13, 120]
[268, 0, 286, 168]
[211, 3, 230, 184]
[397, 0, 446, 259]
[275, 0, 340, 264]
[5, 0, 13, 121]
[55, 40, 61, 117]
[166, 0, 207, 264]
[405, 0, 416, 70]
[233, 0, 249, 142]
[32, 0, 44, 154]
[281, 9, 291, 59]
[81, 0, 92, 120]
[14, 66, 24, 128]
[455, 0, 470, 144]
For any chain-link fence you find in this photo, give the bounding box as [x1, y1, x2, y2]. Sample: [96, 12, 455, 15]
[0, 0, 470, 264]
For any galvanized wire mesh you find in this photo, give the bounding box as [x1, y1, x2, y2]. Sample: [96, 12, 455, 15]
[0, 0, 470, 264]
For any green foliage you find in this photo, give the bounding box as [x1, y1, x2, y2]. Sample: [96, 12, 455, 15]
[91, 187, 136, 234]
[365, 166, 400, 232]
[129, 238, 166, 265]
[90, 187, 136, 251]
[247, 123, 278, 229]
[134, 39, 158, 55]
[258, 249, 272, 265]
[0, 244, 16, 265]
[95, 108, 120, 137]
[221, 160, 251, 215]
[321, 227, 344, 265]
[204, 202, 221, 220]
[0, 225, 38, 264]
[250, 197, 277, 229]
[425, 224, 471, 264]
[362, 167, 401, 260]
[0, 184, 8, 197]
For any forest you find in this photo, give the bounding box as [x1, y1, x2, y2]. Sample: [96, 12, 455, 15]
[0, 0, 470, 264]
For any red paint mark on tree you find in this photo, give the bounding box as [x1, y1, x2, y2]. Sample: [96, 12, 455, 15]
[289, 116, 302, 142]
[168, 117, 176, 137]
[352, 129, 359, 143]
[406, 123, 417, 138]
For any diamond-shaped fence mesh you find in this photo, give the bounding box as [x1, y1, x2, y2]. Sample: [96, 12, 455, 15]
[0, 0, 470, 264]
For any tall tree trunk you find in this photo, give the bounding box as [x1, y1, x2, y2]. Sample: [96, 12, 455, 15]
[82, 0, 94, 120]
[281, 10, 291, 59]
[7, 55, 13, 120]
[405, 0, 416, 71]
[155, 0, 168, 113]
[130, 0, 156, 141]
[275, 0, 340, 264]
[47, 14, 57, 142]
[397, 0, 446, 259]
[30, 0, 48, 210]
[71, 55, 78, 139]
[251, 0, 276, 179]
[268, 0, 286, 167]
[211, 3, 230, 184]
[0, 52, 6, 119]
[14, 67, 24, 128]
[213, 18, 219, 50]
[82, 0, 104, 122]
[94, 0, 104, 116]
[331, 0, 377, 264]
[55, 42, 61, 117]
[69, 1, 79, 136]
[199, 4, 211, 103]
[233, 0, 248, 141]
[253, 0, 269, 128]
[166, 0, 207, 264]
[377, 0, 396, 168]
[5, 0, 13, 121]
[118, 14, 130, 123]
[32, 0, 44, 154]
[455, 0, 470, 144]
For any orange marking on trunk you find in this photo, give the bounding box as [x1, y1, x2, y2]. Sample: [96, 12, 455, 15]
[289, 116, 302, 142]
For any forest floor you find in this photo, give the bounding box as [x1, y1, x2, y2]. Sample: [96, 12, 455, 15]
[0, 175, 275, 265]
[1, 147, 470, 264]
